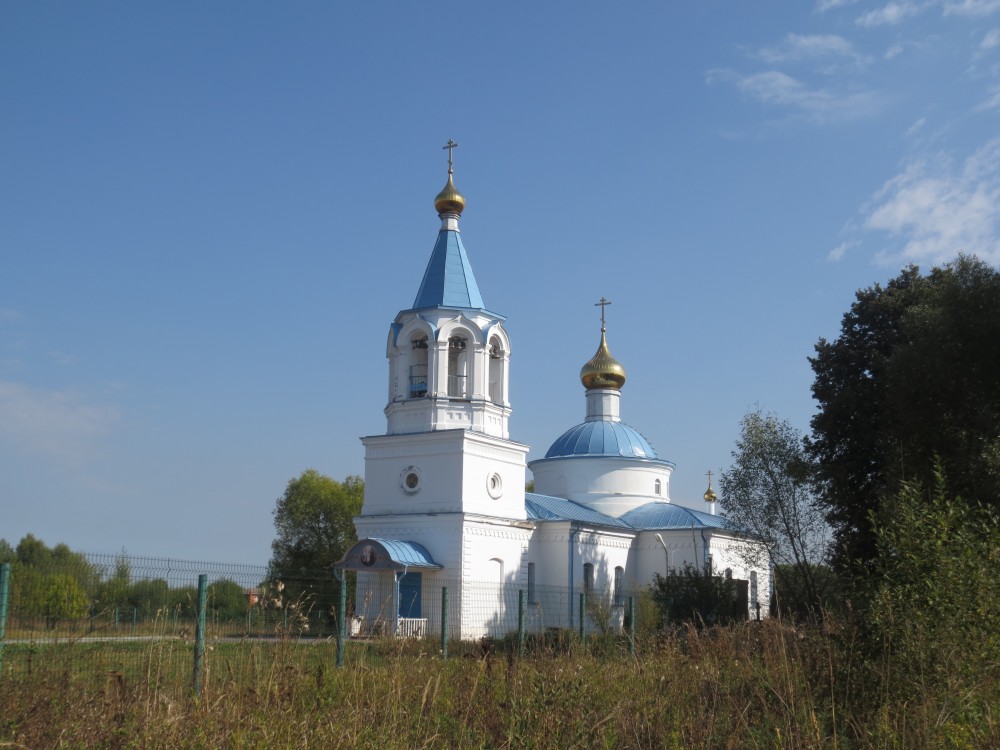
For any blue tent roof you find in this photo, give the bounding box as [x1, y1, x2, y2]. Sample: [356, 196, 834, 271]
[542, 420, 671, 462]
[412, 229, 485, 310]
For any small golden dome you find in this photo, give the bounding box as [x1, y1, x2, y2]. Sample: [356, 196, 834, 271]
[703, 485, 717, 503]
[434, 172, 466, 215]
[580, 330, 627, 390]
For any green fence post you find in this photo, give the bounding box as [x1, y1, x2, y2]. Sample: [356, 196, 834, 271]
[440, 587, 448, 660]
[114, 606, 119, 630]
[518, 589, 526, 658]
[132, 607, 137, 634]
[0, 562, 10, 679]
[193, 574, 208, 697]
[578, 592, 586, 641]
[336, 571, 347, 668]
[628, 596, 636, 657]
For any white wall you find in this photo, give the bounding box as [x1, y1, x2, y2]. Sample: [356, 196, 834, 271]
[530, 456, 674, 516]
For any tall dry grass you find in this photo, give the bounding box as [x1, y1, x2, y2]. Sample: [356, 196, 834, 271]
[2, 615, 995, 749]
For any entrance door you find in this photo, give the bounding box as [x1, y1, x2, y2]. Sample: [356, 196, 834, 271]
[397, 572, 422, 618]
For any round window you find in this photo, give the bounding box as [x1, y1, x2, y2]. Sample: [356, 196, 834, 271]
[400, 466, 422, 494]
[486, 472, 503, 499]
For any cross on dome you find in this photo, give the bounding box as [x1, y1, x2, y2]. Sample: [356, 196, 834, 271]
[442, 139, 459, 173]
[434, 139, 466, 216]
[595, 297, 612, 332]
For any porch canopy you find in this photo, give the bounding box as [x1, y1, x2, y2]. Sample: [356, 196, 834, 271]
[335, 538, 442, 572]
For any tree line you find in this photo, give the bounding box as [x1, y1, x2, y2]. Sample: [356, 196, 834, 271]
[0, 535, 248, 629]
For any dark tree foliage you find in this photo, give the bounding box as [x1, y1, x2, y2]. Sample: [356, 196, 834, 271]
[649, 565, 747, 628]
[808, 255, 1000, 568]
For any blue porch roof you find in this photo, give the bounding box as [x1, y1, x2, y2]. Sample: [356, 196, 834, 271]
[335, 538, 442, 571]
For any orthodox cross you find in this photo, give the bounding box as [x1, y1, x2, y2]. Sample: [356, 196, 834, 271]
[705, 469, 714, 488]
[594, 297, 612, 331]
[443, 139, 459, 173]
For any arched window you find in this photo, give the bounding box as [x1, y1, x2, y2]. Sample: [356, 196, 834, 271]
[488, 335, 504, 403]
[654, 479, 661, 496]
[613, 566, 624, 606]
[582, 563, 594, 593]
[447, 335, 468, 398]
[409, 335, 428, 398]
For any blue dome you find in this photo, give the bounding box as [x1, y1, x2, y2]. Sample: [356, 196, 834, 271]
[545, 420, 659, 460]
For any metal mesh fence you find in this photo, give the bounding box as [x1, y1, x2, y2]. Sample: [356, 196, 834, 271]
[0, 553, 651, 691]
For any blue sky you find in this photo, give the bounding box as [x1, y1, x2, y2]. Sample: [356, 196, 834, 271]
[2, 1, 998, 565]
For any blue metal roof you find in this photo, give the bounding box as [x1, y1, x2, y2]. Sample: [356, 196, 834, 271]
[336, 538, 442, 570]
[412, 230, 485, 310]
[542, 420, 668, 461]
[524, 495, 735, 533]
[525, 493, 629, 528]
[619, 502, 732, 531]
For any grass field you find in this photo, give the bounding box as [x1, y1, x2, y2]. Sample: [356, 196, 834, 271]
[2, 618, 996, 749]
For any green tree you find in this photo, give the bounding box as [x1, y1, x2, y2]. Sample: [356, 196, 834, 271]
[127, 578, 170, 618]
[4, 535, 98, 624]
[95, 555, 132, 614]
[40, 573, 90, 629]
[649, 564, 744, 627]
[807, 255, 1000, 569]
[269, 471, 364, 577]
[267, 471, 364, 626]
[208, 578, 248, 620]
[720, 410, 833, 617]
[866, 470, 1000, 727]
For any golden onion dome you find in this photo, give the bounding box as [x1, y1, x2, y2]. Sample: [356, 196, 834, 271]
[703, 484, 718, 503]
[580, 330, 627, 390]
[434, 172, 466, 215]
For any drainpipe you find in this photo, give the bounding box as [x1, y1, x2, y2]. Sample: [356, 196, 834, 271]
[568, 525, 580, 625]
[700, 530, 711, 575]
[655, 533, 669, 573]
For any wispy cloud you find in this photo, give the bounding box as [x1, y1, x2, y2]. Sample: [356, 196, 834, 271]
[754, 34, 871, 71]
[817, 0, 860, 10]
[864, 138, 1000, 265]
[827, 240, 860, 261]
[706, 69, 880, 125]
[0, 381, 120, 467]
[905, 117, 927, 136]
[856, 2, 923, 27]
[944, 0, 1000, 17]
[975, 84, 1000, 110]
[885, 42, 906, 59]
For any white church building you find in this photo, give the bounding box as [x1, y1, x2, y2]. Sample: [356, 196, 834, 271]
[337, 147, 769, 638]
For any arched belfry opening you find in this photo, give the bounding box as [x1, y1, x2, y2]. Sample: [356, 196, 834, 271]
[488, 335, 505, 404]
[409, 334, 429, 398]
[447, 334, 469, 398]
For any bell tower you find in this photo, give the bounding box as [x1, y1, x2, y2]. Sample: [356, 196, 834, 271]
[359, 142, 528, 521]
[383, 140, 512, 439]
